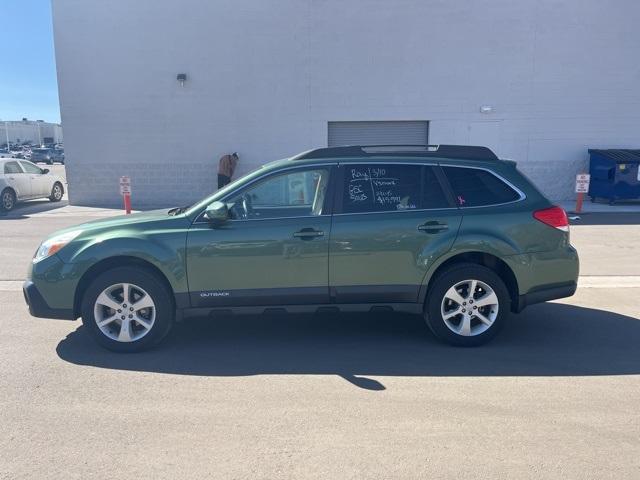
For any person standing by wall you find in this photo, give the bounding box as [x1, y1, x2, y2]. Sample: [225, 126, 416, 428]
[218, 152, 239, 189]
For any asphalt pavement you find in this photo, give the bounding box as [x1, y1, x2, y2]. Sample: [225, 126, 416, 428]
[0, 200, 639, 479]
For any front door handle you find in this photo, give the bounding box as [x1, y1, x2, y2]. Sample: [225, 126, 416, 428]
[417, 221, 448, 234]
[293, 228, 324, 240]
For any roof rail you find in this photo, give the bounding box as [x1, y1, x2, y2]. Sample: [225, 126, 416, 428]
[292, 144, 499, 161]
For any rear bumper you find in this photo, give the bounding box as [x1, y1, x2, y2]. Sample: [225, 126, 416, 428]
[506, 244, 579, 313]
[23, 280, 76, 320]
[514, 281, 577, 313]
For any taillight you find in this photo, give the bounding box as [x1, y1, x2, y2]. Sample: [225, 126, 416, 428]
[533, 206, 569, 232]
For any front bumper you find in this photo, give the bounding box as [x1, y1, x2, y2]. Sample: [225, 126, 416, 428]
[23, 280, 76, 320]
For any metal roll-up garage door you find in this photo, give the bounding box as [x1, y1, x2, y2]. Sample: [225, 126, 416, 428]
[328, 121, 429, 147]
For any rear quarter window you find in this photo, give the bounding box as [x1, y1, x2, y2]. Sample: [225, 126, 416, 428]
[443, 167, 521, 207]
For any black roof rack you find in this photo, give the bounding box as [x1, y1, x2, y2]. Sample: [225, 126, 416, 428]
[292, 144, 499, 161]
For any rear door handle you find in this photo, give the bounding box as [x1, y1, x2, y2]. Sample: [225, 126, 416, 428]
[293, 228, 325, 239]
[417, 221, 448, 234]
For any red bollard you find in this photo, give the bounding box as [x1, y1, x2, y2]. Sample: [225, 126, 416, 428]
[123, 193, 132, 214]
[574, 191, 584, 214]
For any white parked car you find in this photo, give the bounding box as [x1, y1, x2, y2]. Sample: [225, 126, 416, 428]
[1, 159, 65, 212]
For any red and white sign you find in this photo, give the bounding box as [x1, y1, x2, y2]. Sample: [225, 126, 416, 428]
[119, 176, 131, 195]
[575, 173, 590, 193]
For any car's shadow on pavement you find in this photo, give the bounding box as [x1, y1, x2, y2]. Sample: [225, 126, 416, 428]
[56, 302, 640, 390]
[0, 199, 68, 219]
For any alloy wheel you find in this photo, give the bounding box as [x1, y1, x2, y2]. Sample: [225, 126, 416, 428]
[52, 184, 62, 200]
[440, 279, 499, 336]
[2, 191, 14, 210]
[93, 283, 156, 342]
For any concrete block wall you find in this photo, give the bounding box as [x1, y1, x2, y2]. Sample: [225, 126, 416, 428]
[53, 0, 640, 207]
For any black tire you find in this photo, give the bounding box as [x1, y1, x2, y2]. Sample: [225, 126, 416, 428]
[425, 263, 510, 347]
[1, 188, 16, 212]
[49, 182, 63, 202]
[80, 266, 175, 352]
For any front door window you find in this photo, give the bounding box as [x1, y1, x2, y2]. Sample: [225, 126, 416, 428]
[226, 168, 330, 220]
[19, 161, 43, 175]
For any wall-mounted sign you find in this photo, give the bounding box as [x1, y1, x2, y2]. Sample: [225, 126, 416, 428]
[575, 173, 590, 193]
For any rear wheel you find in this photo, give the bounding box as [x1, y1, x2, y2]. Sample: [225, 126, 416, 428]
[81, 266, 175, 352]
[425, 263, 510, 346]
[49, 182, 63, 202]
[1, 188, 16, 212]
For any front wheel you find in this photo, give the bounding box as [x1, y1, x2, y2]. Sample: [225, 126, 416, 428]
[425, 263, 510, 347]
[81, 266, 175, 352]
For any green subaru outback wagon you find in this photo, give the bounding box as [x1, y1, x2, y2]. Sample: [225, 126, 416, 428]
[23, 145, 578, 351]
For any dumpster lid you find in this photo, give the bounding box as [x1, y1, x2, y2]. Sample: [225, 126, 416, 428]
[588, 149, 640, 163]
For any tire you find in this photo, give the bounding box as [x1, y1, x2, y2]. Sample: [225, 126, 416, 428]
[80, 266, 175, 352]
[1, 188, 16, 212]
[49, 182, 63, 202]
[425, 263, 510, 347]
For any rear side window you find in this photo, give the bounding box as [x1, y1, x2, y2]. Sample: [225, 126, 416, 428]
[443, 167, 521, 207]
[341, 164, 449, 213]
[4, 161, 22, 174]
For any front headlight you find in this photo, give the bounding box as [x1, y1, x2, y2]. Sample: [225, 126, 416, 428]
[33, 230, 83, 263]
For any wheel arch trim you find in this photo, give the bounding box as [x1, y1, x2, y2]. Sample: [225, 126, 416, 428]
[72, 254, 187, 318]
[418, 250, 521, 311]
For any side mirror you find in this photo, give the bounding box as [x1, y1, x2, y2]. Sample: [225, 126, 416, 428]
[42, 168, 50, 174]
[203, 201, 229, 225]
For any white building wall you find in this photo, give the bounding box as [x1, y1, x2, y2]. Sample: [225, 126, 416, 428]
[0, 121, 63, 146]
[52, 0, 640, 207]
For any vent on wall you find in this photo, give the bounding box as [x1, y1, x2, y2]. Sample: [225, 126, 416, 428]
[328, 121, 429, 147]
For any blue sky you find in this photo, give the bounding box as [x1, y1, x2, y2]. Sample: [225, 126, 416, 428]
[0, 0, 60, 123]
